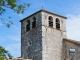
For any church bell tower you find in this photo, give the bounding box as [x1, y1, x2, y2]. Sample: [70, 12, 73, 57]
[20, 9, 67, 60]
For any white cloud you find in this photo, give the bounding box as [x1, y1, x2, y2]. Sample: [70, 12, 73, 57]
[66, 14, 80, 41]
[65, 4, 80, 41]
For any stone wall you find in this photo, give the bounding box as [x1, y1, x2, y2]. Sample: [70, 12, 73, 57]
[41, 11, 67, 38]
[41, 11, 67, 60]
[63, 39, 80, 60]
[21, 12, 42, 60]
[21, 10, 67, 60]
[42, 26, 63, 60]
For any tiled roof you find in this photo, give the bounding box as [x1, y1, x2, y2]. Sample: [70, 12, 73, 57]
[63, 38, 80, 45]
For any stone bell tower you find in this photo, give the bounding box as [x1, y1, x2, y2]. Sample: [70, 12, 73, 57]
[20, 9, 67, 60]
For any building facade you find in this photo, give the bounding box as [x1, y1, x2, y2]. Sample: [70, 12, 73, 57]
[20, 10, 80, 60]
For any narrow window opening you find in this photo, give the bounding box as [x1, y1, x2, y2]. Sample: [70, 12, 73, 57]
[32, 17, 36, 28]
[69, 49, 76, 55]
[56, 18, 60, 29]
[26, 20, 30, 31]
[48, 16, 53, 27]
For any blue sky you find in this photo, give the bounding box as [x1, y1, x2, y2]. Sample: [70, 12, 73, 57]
[0, 0, 80, 58]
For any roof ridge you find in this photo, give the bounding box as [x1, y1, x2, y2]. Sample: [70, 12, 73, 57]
[20, 9, 67, 22]
[63, 38, 80, 45]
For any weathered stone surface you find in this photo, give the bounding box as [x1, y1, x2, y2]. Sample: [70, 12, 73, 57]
[21, 10, 80, 60]
[63, 39, 80, 60]
[21, 12, 42, 60]
[21, 10, 67, 60]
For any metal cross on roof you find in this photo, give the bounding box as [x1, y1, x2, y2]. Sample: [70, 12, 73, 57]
[42, 6, 44, 10]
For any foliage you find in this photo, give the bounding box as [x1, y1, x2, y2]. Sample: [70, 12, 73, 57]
[0, 46, 13, 60]
[0, 0, 30, 27]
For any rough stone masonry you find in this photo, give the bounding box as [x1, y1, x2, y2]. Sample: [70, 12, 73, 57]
[20, 9, 80, 60]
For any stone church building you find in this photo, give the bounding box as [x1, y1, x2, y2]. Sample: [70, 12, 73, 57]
[20, 9, 80, 60]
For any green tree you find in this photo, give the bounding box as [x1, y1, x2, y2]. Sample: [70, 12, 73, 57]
[0, 0, 30, 27]
[0, 46, 12, 60]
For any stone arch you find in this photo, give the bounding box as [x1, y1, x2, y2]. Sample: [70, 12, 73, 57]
[48, 16, 53, 27]
[32, 17, 36, 28]
[56, 18, 60, 29]
[26, 20, 30, 31]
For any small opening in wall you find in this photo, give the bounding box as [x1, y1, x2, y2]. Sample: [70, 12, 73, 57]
[26, 20, 30, 31]
[48, 16, 53, 27]
[69, 49, 76, 55]
[32, 17, 36, 29]
[56, 18, 60, 29]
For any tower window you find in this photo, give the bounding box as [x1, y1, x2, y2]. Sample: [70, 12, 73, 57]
[26, 20, 30, 31]
[32, 17, 36, 28]
[48, 16, 53, 27]
[56, 18, 60, 29]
